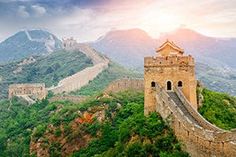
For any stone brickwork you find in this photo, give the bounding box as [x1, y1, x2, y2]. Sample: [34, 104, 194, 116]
[154, 84, 236, 157]
[104, 78, 144, 93]
[144, 40, 197, 115]
[8, 83, 47, 100]
[49, 95, 87, 103]
[48, 43, 109, 94]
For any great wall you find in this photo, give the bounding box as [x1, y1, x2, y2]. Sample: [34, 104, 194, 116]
[9, 39, 109, 101]
[8, 83, 47, 104]
[48, 39, 109, 94]
[103, 41, 236, 156]
[7, 39, 236, 156]
[104, 78, 144, 93]
[155, 84, 236, 157]
[103, 79, 236, 156]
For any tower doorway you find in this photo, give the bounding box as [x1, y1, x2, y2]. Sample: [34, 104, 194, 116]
[167, 81, 172, 91]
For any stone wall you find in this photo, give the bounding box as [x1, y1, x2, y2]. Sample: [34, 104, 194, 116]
[104, 78, 236, 156]
[154, 84, 236, 157]
[8, 83, 47, 100]
[104, 78, 144, 93]
[49, 61, 109, 94]
[49, 95, 87, 103]
[48, 43, 109, 94]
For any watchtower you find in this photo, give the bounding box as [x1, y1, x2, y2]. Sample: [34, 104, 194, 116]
[144, 40, 197, 115]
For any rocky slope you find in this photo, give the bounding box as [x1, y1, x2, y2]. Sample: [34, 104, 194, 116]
[0, 29, 62, 64]
[0, 90, 189, 157]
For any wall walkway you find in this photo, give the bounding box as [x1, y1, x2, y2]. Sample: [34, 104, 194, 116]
[155, 84, 236, 157]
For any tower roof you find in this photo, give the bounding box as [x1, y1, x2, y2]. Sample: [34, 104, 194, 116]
[156, 40, 184, 54]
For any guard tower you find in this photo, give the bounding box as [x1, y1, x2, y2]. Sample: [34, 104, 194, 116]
[144, 40, 197, 115]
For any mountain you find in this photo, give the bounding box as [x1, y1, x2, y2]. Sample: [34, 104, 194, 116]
[91, 28, 236, 95]
[92, 29, 156, 69]
[92, 28, 236, 69]
[0, 29, 62, 64]
[196, 62, 236, 95]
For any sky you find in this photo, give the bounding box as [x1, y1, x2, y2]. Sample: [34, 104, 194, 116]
[0, 0, 236, 42]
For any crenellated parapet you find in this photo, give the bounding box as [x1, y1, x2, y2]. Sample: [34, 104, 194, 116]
[104, 78, 144, 93]
[144, 55, 195, 67]
[8, 83, 47, 100]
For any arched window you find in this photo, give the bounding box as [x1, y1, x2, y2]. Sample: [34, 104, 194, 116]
[178, 81, 183, 87]
[167, 81, 172, 91]
[151, 81, 155, 87]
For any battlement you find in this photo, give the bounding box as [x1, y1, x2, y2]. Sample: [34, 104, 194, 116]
[104, 78, 144, 93]
[9, 83, 45, 88]
[62, 37, 77, 49]
[144, 55, 195, 67]
[8, 83, 47, 100]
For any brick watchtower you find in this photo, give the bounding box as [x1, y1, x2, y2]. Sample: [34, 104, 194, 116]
[144, 40, 197, 115]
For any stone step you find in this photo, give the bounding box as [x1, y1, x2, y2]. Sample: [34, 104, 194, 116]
[167, 92, 201, 126]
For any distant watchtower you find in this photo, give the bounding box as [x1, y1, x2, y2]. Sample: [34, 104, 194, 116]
[144, 40, 197, 115]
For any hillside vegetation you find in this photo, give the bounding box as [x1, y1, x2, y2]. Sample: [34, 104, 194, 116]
[70, 63, 142, 96]
[0, 91, 188, 157]
[199, 88, 236, 130]
[0, 50, 93, 99]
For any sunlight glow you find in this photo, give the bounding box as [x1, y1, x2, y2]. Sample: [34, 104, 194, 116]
[139, 8, 183, 37]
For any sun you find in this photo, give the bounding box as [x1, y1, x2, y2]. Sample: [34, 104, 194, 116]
[140, 9, 183, 37]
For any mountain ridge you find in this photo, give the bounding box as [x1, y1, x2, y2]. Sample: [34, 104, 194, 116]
[91, 28, 236, 95]
[0, 29, 62, 64]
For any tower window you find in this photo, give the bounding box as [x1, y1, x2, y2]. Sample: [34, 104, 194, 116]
[151, 81, 155, 87]
[178, 81, 183, 87]
[167, 81, 172, 91]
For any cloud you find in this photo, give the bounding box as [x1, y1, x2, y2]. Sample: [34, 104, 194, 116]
[17, 5, 29, 18]
[0, 0, 32, 2]
[0, 0, 236, 42]
[31, 4, 46, 17]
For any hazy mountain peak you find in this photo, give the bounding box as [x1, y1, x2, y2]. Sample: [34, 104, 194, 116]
[159, 28, 209, 43]
[0, 29, 62, 64]
[98, 28, 154, 43]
